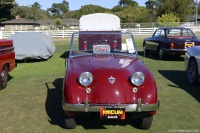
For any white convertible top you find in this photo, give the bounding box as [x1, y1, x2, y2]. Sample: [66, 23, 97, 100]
[79, 13, 121, 31]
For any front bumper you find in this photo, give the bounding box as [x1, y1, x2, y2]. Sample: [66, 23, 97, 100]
[62, 98, 159, 112]
[164, 48, 187, 55]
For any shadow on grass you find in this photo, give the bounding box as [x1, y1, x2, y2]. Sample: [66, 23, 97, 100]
[15, 55, 55, 64]
[45, 78, 143, 129]
[158, 70, 200, 102]
[60, 51, 70, 59]
[45, 78, 66, 129]
[74, 113, 140, 129]
[8, 75, 13, 82]
[15, 59, 48, 64]
[137, 51, 184, 61]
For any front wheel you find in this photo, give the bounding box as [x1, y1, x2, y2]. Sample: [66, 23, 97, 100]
[187, 59, 199, 85]
[0, 65, 9, 90]
[64, 116, 77, 129]
[139, 115, 153, 130]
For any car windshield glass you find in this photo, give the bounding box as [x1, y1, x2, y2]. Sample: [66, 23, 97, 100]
[166, 29, 194, 38]
[69, 31, 137, 57]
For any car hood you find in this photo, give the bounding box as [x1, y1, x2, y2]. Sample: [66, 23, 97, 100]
[187, 46, 200, 58]
[65, 54, 157, 104]
[70, 54, 137, 71]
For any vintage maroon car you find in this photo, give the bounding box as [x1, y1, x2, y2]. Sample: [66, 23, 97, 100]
[62, 13, 159, 129]
[143, 27, 200, 59]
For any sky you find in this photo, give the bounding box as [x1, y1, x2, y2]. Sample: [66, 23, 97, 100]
[15, 0, 147, 11]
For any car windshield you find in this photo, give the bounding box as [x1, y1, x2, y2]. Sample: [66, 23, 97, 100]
[69, 31, 138, 57]
[166, 29, 194, 38]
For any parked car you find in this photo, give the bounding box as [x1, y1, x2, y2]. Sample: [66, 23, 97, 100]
[185, 46, 200, 85]
[0, 39, 16, 89]
[143, 27, 200, 59]
[62, 13, 159, 130]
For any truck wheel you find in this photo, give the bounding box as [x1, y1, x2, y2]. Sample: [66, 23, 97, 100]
[65, 116, 77, 129]
[139, 115, 153, 130]
[158, 48, 166, 60]
[187, 59, 199, 85]
[0, 65, 9, 89]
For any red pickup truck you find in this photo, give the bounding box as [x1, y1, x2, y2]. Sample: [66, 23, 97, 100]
[0, 39, 16, 89]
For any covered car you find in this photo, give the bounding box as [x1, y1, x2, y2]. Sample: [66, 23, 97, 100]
[62, 13, 159, 130]
[8, 32, 55, 60]
[143, 28, 200, 59]
[185, 46, 200, 85]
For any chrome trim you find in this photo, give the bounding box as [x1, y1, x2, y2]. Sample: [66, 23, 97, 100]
[84, 98, 89, 112]
[62, 100, 159, 112]
[136, 98, 142, 112]
[0, 47, 14, 52]
[164, 48, 187, 52]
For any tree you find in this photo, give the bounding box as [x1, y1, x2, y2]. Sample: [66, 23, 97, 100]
[197, 3, 200, 14]
[112, 5, 123, 12]
[157, 13, 180, 27]
[63, 10, 81, 19]
[63, 5, 110, 19]
[55, 19, 61, 25]
[79, 5, 109, 16]
[48, 0, 69, 16]
[0, 0, 17, 22]
[118, 0, 138, 8]
[31, 2, 42, 9]
[156, 0, 194, 21]
[11, 6, 50, 20]
[114, 6, 149, 23]
[145, 0, 157, 10]
[55, 18, 62, 29]
[145, 0, 158, 22]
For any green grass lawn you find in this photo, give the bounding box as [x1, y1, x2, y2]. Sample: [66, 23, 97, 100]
[0, 36, 200, 133]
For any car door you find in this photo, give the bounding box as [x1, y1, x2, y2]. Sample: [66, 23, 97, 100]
[154, 29, 168, 50]
[145, 29, 161, 51]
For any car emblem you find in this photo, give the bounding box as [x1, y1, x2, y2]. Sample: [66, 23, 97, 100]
[108, 76, 116, 84]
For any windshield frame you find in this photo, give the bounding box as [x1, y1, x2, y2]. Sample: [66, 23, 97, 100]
[69, 31, 138, 58]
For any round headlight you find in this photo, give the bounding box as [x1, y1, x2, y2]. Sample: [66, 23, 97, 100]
[131, 72, 145, 86]
[79, 72, 93, 87]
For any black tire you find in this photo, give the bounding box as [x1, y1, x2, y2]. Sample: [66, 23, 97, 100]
[187, 59, 199, 85]
[158, 48, 166, 60]
[139, 115, 153, 130]
[65, 116, 77, 129]
[0, 65, 9, 90]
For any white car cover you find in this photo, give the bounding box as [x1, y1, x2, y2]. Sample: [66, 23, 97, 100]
[8, 32, 55, 60]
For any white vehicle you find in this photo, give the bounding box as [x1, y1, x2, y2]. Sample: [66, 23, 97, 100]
[185, 46, 200, 85]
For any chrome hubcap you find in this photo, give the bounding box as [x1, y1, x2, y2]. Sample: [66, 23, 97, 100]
[159, 49, 163, 57]
[1, 70, 5, 82]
